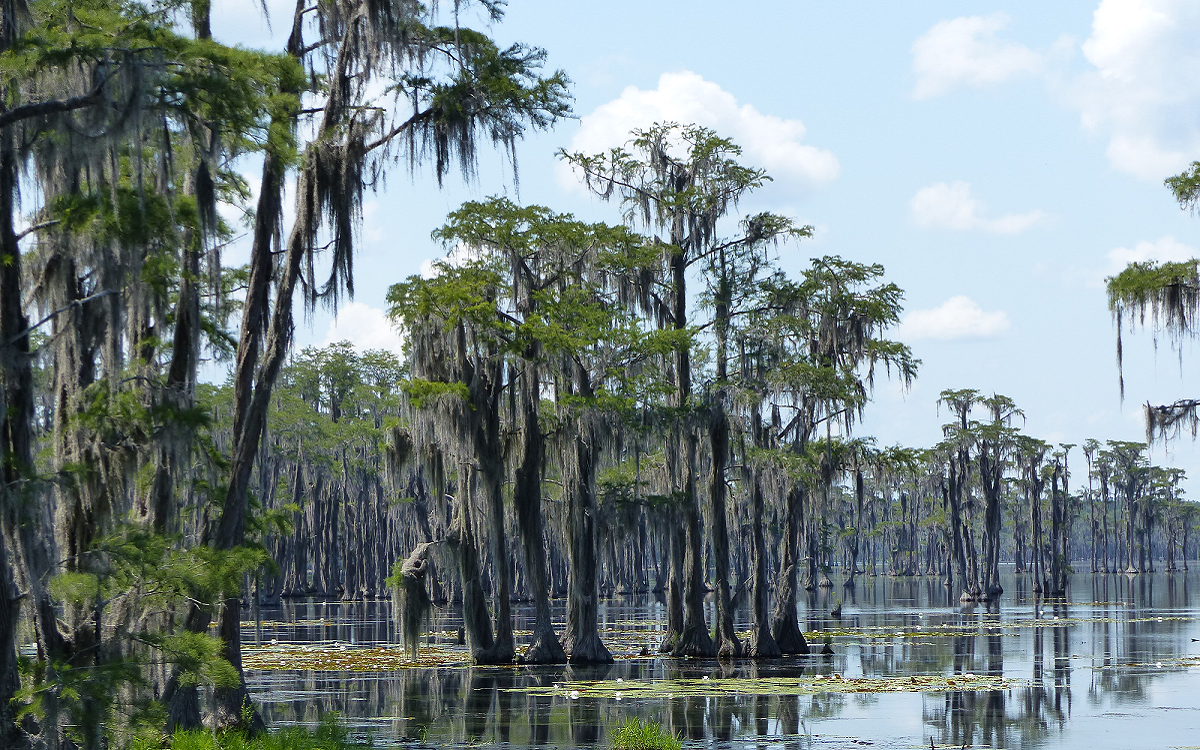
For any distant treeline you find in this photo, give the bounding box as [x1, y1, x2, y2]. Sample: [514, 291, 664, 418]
[239, 341, 1199, 620]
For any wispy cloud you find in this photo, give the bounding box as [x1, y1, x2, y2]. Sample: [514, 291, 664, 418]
[911, 13, 1045, 99]
[899, 296, 1010, 341]
[909, 181, 1046, 234]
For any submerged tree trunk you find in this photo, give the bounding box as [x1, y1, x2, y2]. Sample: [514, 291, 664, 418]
[708, 404, 740, 657]
[562, 409, 612, 664]
[475, 360, 515, 663]
[659, 521, 685, 653]
[980, 444, 1003, 599]
[747, 413, 780, 658]
[512, 364, 565, 664]
[771, 484, 809, 654]
[673, 430, 715, 657]
[451, 467, 501, 662]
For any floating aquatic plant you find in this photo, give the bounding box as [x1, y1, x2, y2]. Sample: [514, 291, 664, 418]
[242, 644, 472, 672]
[510, 673, 1019, 700]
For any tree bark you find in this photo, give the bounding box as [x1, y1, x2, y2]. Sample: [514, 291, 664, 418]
[673, 430, 715, 657]
[771, 485, 809, 654]
[512, 364, 565, 664]
[562, 407, 612, 664]
[708, 404, 740, 657]
[747, 412, 780, 658]
[450, 465, 500, 661]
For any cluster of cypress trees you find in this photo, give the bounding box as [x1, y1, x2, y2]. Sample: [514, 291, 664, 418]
[0, 0, 567, 746]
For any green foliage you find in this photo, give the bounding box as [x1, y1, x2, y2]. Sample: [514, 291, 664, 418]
[611, 718, 682, 750]
[152, 715, 366, 750]
[1106, 258, 1200, 338]
[1166, 161, 1200, 213]
[401, 378, 469, 409]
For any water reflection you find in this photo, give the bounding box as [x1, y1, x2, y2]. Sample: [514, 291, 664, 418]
[248, 570, 1200, 749]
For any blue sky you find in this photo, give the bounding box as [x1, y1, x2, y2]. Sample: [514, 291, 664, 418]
[210, 0, 1200, 489]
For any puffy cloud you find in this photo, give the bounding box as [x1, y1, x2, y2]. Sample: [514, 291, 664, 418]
[1077, 0, 1200, 179]
[909, 181, 1046, 233]
[563, 71, 839, 191]
[1106, 235, 1198, 270]
[322, 302, 404, 355]
[911, 13, 1044, 99]
[899, 296, 1011, 341]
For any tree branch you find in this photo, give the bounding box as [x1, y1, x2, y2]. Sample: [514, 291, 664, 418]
[0, 79, 107, 131]
[8, 289, 117, 345]
[14, 220, 59, 242]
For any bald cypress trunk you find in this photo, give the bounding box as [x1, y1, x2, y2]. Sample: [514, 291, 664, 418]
[980, 445, 1003, 599]
[210, 109, 302, 734]
[673, 430, 714, 657]
[0, 141, 27, 749]
[748, 414, 780, 658]
[0, 2, 24, 739]
[1051, 466, 1066, 594]
[706, 257, 739, 657]
[469, 347, 514, 663]
[451, 467, 498, 661]
[1031, 473, 1047, 594]
[1, 136, 67, 745]
[659, 522, 685, 653]
[771, 484, 809, 654]
[513, 364, 566, 664]
[562, 361, 612, 664]
[709, 405, 740, 657]
[661, 225, 713, 658]
[945, 462, 971, 599]
[562, 417, 613, 664]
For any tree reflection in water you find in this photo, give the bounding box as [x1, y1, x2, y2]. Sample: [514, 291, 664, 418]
[248, 571, 1200, 748]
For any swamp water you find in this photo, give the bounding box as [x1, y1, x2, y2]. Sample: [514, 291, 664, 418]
[244, 569, 1200, 749]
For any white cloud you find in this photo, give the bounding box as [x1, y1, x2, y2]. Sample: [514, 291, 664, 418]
[1107, 234, 1198, 270]
[563, 71, 839, 191]
[899, 296, 1010, 341]
[911, 13, 1044, 99]
[322, 302, 404, 355]
[909, 181, 1046, 233]
[1076, 0, 1200, 179]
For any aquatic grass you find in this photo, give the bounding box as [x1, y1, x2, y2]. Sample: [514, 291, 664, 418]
[151, 716, 368, 750]
[611, 718, 682, 750]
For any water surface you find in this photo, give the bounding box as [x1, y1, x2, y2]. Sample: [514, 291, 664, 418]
[246, 569, 1200, 749]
